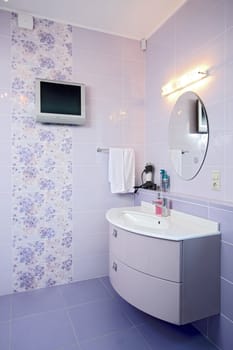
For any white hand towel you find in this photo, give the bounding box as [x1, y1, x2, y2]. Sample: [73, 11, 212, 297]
[108, 148, 135, 194]
[123, 148, 135, 193]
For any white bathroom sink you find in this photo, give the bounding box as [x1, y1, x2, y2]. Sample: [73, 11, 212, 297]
[106, 204, 219, 241]
[122, 210, 169, 230]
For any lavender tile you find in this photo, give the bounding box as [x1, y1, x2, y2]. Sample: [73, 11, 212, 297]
[12, 309, 76, 350]
[0, 322, 10, 349]
[209, 207, 233, 244]
[226, 0, 233, 29]
[172, 200, 208, 219]
[99, 276, 120, 298]
[81, 327, 149, 350]
[101, 278, 162, 327]
[134, 189, 155, 206]
[208, 314, 233, 350]
[12, 286, 66, 319]
[72, 254, 109, 282]
[68, 298, 132, 341]
[192, 318, 208, 337]
[226, 61, 233, 100]
[60, 345, 81, 350]
[116, 296, 154, 326]
[0, 294, 11, 322]
[137, 317, 216, 350]
[0, 10, 11, 36]
[60, 279, 111, 307]
[209, 200, 233, 212]
[221, 278, 233, 322]
[175, 0, 224, 54]
[0, 35, 11, 89]
[221, 242, 233, 283]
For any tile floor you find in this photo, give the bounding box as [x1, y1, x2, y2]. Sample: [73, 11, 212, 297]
[0, 277, 217, 350]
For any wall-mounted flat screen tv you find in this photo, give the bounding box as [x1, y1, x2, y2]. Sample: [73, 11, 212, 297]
[36, 79, 86, 125]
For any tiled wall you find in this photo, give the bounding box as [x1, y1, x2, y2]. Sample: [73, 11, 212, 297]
[0, 10, 145, 295]
[0, 10, 12, 296]
[135, 189, 233, 350]
[144, 1, 233, 349]
[145, 0, 233, 203]
[71, 26, 145, 281]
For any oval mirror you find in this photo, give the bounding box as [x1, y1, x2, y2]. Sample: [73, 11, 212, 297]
[168, 91, 209, 180]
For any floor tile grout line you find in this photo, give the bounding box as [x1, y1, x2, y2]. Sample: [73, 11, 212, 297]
[9, 295, 115, 322]
[221, 276, 233, 285]
[9, 306, 67, 322]
[98, 278, 149, 329]
[202, 333, 221, 350]
[2, 277, 112, 321]
[64, 295, 114, 311]
[221, 313, 233, 325]
[9, 294, 13, 350]
[65, 308, 83, 350]
[9, 319, 12, 350]
[98, 277, 116, 299]
[134, 324, 153, 350]
[1, 277, 220, 350]
[79, 325, 136, 346]
[116, 302, 140, 328]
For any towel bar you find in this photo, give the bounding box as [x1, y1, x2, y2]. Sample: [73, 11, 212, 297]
[97, 147, 109, 153]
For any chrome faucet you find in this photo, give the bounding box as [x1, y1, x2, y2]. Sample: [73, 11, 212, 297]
[162, 198, 170, 217]
[152, 194, 170, 217]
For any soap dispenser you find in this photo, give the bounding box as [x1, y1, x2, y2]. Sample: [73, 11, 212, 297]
[155, 193, 163, 216]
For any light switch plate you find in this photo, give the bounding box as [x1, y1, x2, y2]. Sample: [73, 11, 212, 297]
[212, 170, 221, 191]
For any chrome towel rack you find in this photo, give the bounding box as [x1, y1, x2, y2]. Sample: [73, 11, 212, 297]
[97, 147, 109, 153]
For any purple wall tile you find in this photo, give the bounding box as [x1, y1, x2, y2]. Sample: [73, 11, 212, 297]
[221, 242, 233, 283]
[0, 7, 145, 294]
[192, 318, 208, 337]
[0, 322, 10, 349]
[0, 10, 11, 36]
[71, 23, 144, 282]
[209, 208, 233, 244]
[0, 35, 11, 89]
[225, 28, 233, 63]
[172, 200, 209, 219]
[221, 278, 233, 322]
[208, 315, 233, 350]
[0, 295, 11, 322]
[225, 0, 233, 29]
[145, 0, 232, 202]
[175, 0, 224, 55]
[137, 187, 233, 350]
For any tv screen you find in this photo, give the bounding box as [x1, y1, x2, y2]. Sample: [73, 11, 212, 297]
[36, 79, 85, 125]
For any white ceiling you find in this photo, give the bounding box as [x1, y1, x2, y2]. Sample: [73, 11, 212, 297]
[0, 0, 186, 40]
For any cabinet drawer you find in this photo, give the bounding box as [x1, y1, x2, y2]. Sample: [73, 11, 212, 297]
[110, 224, 182, 282]
[110, 253, 181, 325]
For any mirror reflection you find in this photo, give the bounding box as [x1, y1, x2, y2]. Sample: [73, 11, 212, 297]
[168, 91, 209, 180]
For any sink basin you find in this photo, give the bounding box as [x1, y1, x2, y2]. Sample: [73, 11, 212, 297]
[106, 204, 219, 240]
[122, 210, 169, 230]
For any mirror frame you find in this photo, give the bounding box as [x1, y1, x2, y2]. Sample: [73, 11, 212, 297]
[168, 91, 209, 181]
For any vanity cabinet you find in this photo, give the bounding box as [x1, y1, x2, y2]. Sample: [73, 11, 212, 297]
[109, 224, 220, 325]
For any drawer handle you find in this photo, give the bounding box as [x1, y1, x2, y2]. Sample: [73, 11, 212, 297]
[112, 229, 118, 238]
[112, 262, 117, 271]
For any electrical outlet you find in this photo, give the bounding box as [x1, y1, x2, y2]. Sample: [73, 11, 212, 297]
[212, 170, 221, 191]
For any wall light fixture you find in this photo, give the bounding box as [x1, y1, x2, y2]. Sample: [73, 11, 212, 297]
[161, 67, 209, 97]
